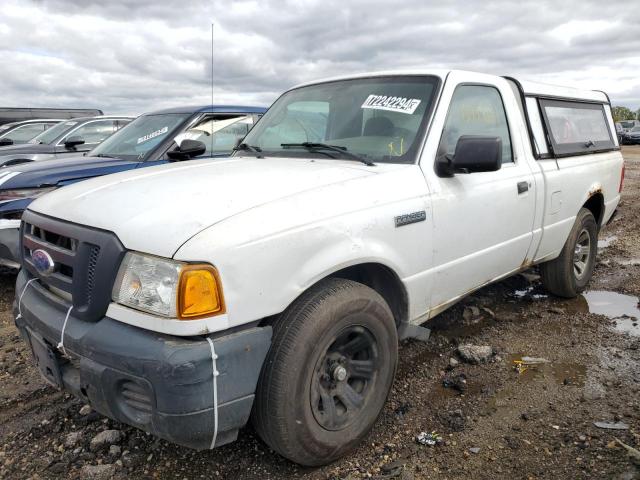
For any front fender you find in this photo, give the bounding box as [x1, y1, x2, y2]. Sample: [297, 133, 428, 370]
[174, 199, 432, 331]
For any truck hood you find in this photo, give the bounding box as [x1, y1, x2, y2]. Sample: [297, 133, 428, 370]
[29, 157, 390, 258]
[0, 155, 140, 189]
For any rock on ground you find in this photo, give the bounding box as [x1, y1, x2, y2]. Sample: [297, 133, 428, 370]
[457, 344, 493, 364]
[81, 464, 117, 480]
[90, 430, 123, 452]
[64, 431, 82, 448]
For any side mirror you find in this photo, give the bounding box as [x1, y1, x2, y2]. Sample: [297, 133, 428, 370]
[64, 136, 85, 149]
[167, 139, 207, 160]
[436, 135, 502, 177]
[0, 138, 13, 146]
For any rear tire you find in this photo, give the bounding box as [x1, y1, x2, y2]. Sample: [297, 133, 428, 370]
[540, 208, 598, 298]
[252, 278, 398, 466]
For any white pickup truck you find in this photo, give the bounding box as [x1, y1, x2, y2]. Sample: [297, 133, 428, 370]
[14, 70, 623, 466]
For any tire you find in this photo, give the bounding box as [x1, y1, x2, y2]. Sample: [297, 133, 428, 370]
[540, 208, 598, 298]
[252, 278, 398, 466]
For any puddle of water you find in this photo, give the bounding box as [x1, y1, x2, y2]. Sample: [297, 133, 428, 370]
[484, 355, 587, 416]
[583, 290, 640, 336]
[506, 354, 587, 387]
[598, 235, 618, 249]
[558, 290, 640, 336]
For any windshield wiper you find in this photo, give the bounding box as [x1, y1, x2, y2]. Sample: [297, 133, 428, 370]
[280, 142, 375, 166]
[95, 153, 117, 158]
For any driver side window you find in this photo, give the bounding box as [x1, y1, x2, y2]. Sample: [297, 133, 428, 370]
[64, 120, 117, 147]
[438, 85, 513, 163]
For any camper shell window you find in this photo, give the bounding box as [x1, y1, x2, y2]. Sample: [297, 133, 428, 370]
[539, 99, 615, 156]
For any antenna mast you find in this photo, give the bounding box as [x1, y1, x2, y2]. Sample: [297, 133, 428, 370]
[210, 23, 214, 156]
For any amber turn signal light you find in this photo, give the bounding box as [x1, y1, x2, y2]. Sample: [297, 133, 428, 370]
[177, 265, 225, 319]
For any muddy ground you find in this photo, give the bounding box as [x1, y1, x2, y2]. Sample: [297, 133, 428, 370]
[1, 148, 639, 480]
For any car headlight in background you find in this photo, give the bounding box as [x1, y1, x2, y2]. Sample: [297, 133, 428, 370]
[112, 252, 225, 319]
[0, 187, 57, 202]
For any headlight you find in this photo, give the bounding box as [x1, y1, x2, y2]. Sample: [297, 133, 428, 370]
[112, 252, 225, 319]
[0, 187, 56, 202]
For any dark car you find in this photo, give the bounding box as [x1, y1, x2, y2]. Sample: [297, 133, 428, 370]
[0, 105, 266, 267]
[0, 119, 64, 146]
[0, 107, 103, 126]
[0, 116, 133, 166]
[620, 126, 640, 145]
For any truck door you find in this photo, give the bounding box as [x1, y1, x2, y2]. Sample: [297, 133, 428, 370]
[424, 76, 536, 311]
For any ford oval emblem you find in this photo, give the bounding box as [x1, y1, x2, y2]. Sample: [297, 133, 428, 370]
[32, 249, 55, 276]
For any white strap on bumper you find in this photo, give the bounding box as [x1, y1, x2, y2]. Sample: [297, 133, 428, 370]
[57, 305, 74, 355]
[205, 337, 220, 449]
[15, 278, 37, 320]
[15, 277, 73, 356]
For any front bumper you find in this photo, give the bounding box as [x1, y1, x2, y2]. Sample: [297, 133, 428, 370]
[13, 270, 272, 449]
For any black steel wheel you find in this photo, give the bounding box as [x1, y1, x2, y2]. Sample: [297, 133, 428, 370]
[252, 278, 397, 466]
[310, 325, 380, 431]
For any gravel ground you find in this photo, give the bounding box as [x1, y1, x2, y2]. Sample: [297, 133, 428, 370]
[1, 147, 639, 480]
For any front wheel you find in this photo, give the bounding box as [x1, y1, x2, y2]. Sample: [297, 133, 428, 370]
[252, 278, 398, 466]
[540, 208, 598, 298]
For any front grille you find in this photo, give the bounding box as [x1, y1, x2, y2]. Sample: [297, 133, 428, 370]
[21, 210, 126, 321]
[23, 221, 77, 301]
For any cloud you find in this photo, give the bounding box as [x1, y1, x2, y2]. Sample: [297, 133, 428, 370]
[0, 0, 638, 114]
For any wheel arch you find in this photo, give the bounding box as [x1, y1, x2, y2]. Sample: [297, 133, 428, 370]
[582, 190, 605, 227]
[259, 261, 409, 330]
[328, 262, 408, 327]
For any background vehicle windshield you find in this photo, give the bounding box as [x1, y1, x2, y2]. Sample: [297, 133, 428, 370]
[90, 113, 190, 160]
[241, 75, 439, 164]
[29, 120, 78, 145]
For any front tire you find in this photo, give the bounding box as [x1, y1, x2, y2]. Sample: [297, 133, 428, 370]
[540, 208, 598, 298]
[252, 278, 398, 466]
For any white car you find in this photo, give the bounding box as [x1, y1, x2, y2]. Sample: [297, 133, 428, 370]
[14, 70, 623, 466]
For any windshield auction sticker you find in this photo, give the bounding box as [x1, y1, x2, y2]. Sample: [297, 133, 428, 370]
[137, 126, 168, 144]
[361, 95, 422, 114]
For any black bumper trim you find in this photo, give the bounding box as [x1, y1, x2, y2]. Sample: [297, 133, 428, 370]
[14, 270, 272, 450]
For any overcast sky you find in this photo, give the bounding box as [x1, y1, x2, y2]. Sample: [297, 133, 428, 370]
[1, 0, 638, 115]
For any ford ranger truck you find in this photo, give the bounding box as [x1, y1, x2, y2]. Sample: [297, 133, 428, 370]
[13, 70, 623, 466]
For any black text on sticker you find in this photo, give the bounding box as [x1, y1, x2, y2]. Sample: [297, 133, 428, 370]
[361, 95, 422, 114]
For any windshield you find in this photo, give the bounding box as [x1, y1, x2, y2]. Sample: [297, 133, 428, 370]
[90, 113, 190, 160]
[29, 120, 78, 145]
[620, 121, 636, 129]
[240, 75, 439, 164]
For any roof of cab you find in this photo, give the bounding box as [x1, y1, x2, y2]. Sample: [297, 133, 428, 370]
[148, 105, 268, 115]
[290, 69, 609, 104]
[57, 115, 135, 122]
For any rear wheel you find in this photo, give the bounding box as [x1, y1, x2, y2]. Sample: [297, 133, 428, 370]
[252, 278, 398, 466]
[540, 208, 598, 298]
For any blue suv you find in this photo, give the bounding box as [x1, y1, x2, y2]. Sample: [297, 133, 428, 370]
[0, 105, 266, 267]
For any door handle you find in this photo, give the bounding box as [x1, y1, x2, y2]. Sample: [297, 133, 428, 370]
[517, 181, 529, 194]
